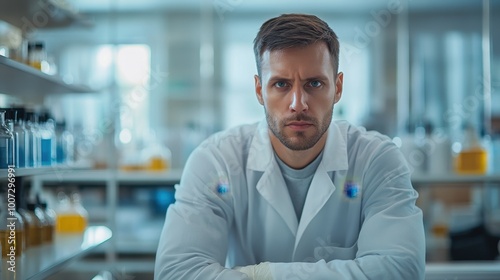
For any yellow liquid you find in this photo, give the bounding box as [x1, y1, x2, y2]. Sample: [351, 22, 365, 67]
[56, 214, 87, 233]
[27, 223, 42, 247]
[0, 230, 24, 257]
[120, 164, 144, 171]
[148, 157, 169, 171]
[431, 224, 448, 237]
[43, 225, 54, 243]
[29, 61, 42, 70]
[455, 148, 488, 174]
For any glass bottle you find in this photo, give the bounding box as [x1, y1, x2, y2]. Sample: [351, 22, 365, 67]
[55, 121, 74, 165]
[25, 111, 41, 167]
[0, 191, 25, 257]
[17, 201, 36, 249]
[56, 191, 88, 233]
[27, 41, 46, 71]
[142, 142, 172, 172]
[40, 202, 56, 243]
[28, 202, 48, 244]
[142, 130, 172, 172]
[4, 109, 18, 168]
[0, 110, 15, 169]
[12, 108, 28, 168]
[39, 112, 55, 166]
[455, 124, 488, 174]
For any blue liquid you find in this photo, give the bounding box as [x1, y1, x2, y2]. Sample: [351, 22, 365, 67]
[0, 146, 7, 168]
[27, 135, 36, 167]
[18, 147, 25, 168]
[0, 139, 11, 168]
[41, 138, 52, 166]
[56, 144, 64, 163]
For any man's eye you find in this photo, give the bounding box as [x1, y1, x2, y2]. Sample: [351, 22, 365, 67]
[275, 81, 288, 88]
[309, 80, 322, 88]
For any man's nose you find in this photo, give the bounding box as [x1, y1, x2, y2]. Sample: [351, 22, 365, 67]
[289, 86, 308, 112]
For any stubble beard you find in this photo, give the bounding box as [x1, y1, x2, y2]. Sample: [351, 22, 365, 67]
[266, 106, 333, 151]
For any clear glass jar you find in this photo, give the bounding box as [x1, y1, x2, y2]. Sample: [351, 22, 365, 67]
[27, 41, 46, 71]
[56, 191, 88, 233]
[454, 124, 488, 174]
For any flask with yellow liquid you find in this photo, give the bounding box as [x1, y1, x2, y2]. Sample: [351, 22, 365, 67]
[141, 133, 171, 172]
[455, 125, 488, 174]
[27, 42, 45, 71]
[55, 192, 88, 234]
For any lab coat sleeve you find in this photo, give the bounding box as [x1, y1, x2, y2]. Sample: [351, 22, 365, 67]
[268, 143, 426, 280]
[154, 147, 249, 280]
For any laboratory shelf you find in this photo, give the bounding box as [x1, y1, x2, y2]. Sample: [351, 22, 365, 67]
[0, 0, 91, 30]
[411, 173, 500, 186]
[0, 225, 112, 280]
[0, 164, 89, 182]
[116, 169, 183, 185]
[31, 169, 183, 186]
[425, 262, 500, 280]
[0, 164, 90, 180]
[0, 56, 94, 101]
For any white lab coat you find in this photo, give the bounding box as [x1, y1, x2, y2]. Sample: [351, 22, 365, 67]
[155, 120, 425, 280]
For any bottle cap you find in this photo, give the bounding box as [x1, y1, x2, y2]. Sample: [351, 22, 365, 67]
[28, 42, 44, 50]
[1, 108, 15, 121]
[27, 202, 37, 211]
[13, 108, 25, 122]
[25, 111, 38, 123]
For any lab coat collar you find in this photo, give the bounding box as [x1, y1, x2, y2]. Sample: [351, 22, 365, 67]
[247, 120, 274, 172]
[321, 120, 349, 172]
[247, 119, 349, 238]
[247, 119, 349, 173]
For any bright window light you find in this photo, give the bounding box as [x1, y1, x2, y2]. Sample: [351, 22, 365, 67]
[116, 45, 151, 86]
[119, 128, 132, 144]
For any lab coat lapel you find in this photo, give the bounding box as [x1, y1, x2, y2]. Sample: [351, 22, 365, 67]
[294, 121, 349, 250]
[247, 120, 298, 236]
[256, 163, 298, 236]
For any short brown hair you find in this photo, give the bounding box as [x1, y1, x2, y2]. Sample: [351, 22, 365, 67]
[253, 14, 340, 78]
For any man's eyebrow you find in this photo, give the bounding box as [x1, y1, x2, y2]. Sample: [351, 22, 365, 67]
[306, 75, 329, 81]
[268, 75, 330, 81]
[268, 76, 291, 82]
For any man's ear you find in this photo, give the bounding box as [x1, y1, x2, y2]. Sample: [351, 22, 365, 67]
[334, 72, 344, 104]
[255, 75, 264, 105]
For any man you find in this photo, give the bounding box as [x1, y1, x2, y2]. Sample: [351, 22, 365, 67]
[155, 14, 425, 280]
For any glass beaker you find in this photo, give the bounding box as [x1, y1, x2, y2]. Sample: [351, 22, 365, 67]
[455, 124, 488, 174]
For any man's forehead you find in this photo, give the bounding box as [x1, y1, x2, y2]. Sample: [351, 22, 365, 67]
[260, 43, 334, 77]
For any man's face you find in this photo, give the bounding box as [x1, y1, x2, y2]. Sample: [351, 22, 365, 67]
[255, 42, 343, 151]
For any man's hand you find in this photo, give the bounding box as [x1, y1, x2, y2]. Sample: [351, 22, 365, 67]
[234, 262, 273, 280]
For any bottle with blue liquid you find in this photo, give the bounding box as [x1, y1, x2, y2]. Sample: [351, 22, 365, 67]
[39, 112, 55, 166]
[55, 121, 74, 164]
[0, 110, 14, 168]
[25, 111, 41, 167]
[4, 108, 28, 168]
[13, 108, 29, 168]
